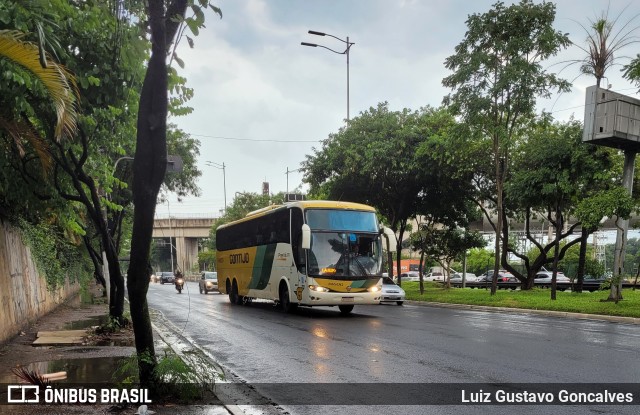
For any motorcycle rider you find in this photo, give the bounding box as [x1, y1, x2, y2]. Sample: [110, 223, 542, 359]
[174, 269, 184, 292]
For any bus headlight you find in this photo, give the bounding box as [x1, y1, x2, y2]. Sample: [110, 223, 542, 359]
[309, 285, 329, 293]
[368, 286, 380, 293]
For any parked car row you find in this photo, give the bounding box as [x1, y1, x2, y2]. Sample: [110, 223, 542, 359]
[396, 270, 447, 282]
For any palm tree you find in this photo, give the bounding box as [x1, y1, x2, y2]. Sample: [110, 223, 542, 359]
[0, 29, 78, 168]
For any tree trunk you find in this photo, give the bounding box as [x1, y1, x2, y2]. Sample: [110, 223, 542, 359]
[83, 235, 106, 290]
[609, 216, 626, 303]
[127, 0, 174, 387]
[609, 150, 635, 302]
[492, 155, 503, 296]
[419, 251, 425, 295]
[106, 244, 125, 319]
[575, 227, 589, 293]
[551, 209, 563, 301]
[396, 223, 405, 287]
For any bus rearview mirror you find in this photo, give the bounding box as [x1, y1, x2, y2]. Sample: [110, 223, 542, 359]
[301, 224, 311, 249]
[382, 226, 397, 252]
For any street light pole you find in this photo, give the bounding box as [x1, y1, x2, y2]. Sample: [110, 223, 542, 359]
[302, 30, 354, 122]
[285, 167, 303, 197]
[206, 161, 227, 212]
[113, 156, 134, 174]
[167, 199, 174, 273]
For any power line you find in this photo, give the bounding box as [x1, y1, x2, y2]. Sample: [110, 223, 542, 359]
[189, 133, 322, 143]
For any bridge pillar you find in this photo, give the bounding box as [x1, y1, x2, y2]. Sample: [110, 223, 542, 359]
[175, 237, 199, 273]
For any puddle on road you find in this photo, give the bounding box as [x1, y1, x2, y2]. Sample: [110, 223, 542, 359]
[1, 356, 136, 384]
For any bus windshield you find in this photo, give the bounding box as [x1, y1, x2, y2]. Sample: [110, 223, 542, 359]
[307, 231, 383, 278]
[306, 209, 378, 233]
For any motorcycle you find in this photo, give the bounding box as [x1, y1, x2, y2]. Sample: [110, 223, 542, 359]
[175, 275, 185, 294]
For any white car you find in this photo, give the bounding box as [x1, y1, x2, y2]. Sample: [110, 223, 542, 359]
[380, 277, 405, 306]
[399, 271, 421, 282]
[534, 270, 570, 284]
[424, 271, 444, 282]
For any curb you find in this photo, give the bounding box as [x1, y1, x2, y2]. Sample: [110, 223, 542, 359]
[150, 311, 282, 415]
[405, 300, 640, 325]
[150, 317, 244, 415]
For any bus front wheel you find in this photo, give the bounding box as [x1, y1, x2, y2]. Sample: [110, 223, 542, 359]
[279, 283, 298, 313]
[338, 304, 354, 315]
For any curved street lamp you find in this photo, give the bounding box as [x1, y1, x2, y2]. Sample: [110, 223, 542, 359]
[301, 30, 354, 122]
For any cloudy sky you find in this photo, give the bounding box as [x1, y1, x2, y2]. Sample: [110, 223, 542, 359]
[156, 0, 640, 217]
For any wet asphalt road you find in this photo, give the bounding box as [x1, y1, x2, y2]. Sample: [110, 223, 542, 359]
[146, 281, 640, 415]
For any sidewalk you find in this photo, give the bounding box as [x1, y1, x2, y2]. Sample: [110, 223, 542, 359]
[0, 284, 233, 415]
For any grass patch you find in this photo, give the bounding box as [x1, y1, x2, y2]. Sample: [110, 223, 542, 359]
[401, 282, 640, 318]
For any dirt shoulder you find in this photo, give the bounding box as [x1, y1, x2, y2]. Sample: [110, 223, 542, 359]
[0, 283, 136, 414]
[0, 284, 135, 383]
[0, 283, 231, 415]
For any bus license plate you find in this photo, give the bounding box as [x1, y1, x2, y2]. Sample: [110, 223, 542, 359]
[342, 297, 354, 302]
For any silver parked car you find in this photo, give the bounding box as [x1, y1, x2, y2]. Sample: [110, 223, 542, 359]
[199, 271, 218, 294]
[380, 277, 405, 306]
[450, 272, 477, 283]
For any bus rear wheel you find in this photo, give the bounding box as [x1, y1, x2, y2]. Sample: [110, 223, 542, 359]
[279, 283, 297, 313]
[338, 304, 354, 315]
[229, 280, 239, 305]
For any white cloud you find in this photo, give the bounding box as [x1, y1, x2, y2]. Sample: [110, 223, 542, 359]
[159, 0, 640, 217]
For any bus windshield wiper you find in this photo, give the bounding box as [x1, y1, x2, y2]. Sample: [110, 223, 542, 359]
[352, 256, 370, 276]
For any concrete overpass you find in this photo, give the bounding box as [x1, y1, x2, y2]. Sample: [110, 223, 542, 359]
[152, 217, 215, 272]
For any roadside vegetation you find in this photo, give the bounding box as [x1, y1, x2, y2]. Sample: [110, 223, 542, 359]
[403, 282, 640, 318]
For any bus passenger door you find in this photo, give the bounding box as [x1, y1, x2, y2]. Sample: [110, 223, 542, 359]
[290, 207, 306, 303]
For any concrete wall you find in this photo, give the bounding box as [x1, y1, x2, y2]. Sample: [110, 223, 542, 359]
[0, 220, 79, 344]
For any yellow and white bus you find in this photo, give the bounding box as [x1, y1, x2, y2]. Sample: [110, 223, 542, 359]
[216, 200, 396, 315]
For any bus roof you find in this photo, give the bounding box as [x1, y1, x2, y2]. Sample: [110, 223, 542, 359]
[247, 200, 375, 216]
[280, 200, 375, 212]
[218, 200, 376, 229]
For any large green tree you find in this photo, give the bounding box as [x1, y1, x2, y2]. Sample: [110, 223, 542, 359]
[442, 0, 571, 294]
[303, 103, 462, 281]
[506, 117, 623, 296]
